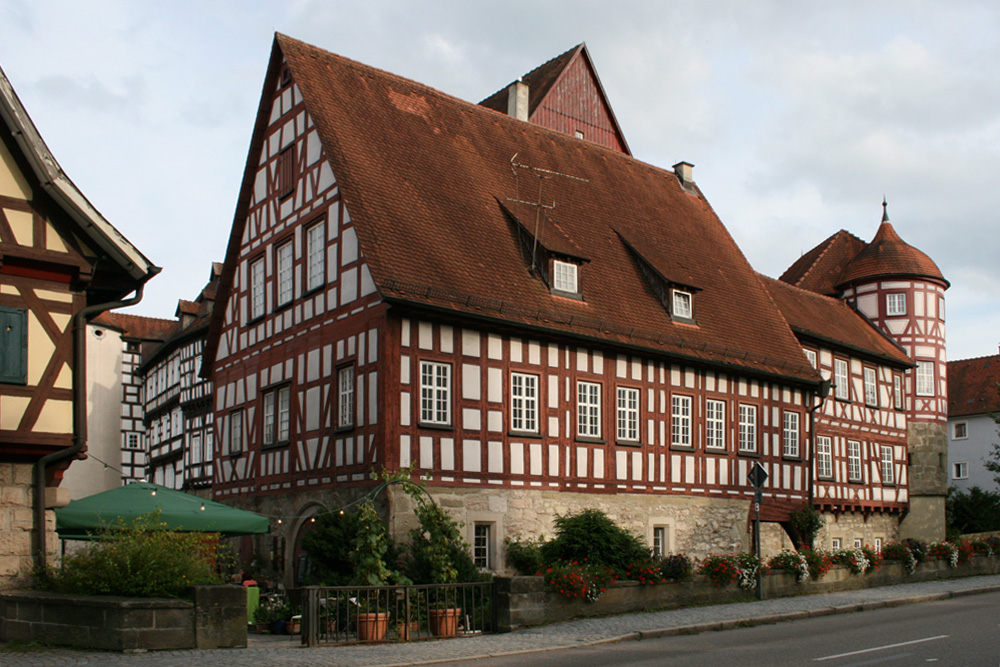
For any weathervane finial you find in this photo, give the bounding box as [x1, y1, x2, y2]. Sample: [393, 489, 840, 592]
[882, 196, 889, 223]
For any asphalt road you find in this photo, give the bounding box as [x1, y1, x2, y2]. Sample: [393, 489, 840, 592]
[432, 589, 1000, 667]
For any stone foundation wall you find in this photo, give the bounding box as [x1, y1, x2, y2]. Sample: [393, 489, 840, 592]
[0, 463, 56, 590]
[388, 486, 753, 573]
[817, 512, 900, 550]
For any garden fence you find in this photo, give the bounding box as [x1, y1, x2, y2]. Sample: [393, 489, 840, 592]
[300, 581, 495, 646]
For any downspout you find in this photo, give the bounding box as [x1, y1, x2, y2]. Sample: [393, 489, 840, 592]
[33, 285, 146, 573]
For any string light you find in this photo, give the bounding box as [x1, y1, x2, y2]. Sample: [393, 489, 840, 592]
[200, 503, 206, 511]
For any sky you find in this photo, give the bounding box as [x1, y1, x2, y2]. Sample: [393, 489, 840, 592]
[1, 0, 998, 361]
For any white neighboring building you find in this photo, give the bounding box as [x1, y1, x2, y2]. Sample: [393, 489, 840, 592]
[948, 351, 1000, 492]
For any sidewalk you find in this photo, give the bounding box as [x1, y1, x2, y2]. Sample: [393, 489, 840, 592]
[4, 574, 1000, 666]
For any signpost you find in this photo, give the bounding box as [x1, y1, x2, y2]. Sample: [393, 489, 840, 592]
[748, 462, 768, 601]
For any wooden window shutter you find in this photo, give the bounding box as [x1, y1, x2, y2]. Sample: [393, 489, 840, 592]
[0, 306, 28, 384]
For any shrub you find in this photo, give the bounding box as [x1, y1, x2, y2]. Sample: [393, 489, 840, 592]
[830, 547, 870, 575]
[789, 503, 823, 547]
[881, 541, 917, 574]
[623, 560, 664, 585]
[699, 553, 761, 589]
[539, 509, 649, 574]
[538, 559, 616, 602]
[927, 541, 959, 567]
[504, 537, 545, 575]
[986, 535, 1000, 554]
[698, 554, 739, 587]
[903, 538, 928, 563]
[861, 545, 882, 572]
[799, 547, 833, 580]
[300, 508, 362, 585]
[404, 500, 482, 584]
[970, 537, 995, 557]
[955, 539, 975, 564]
[659, 553, 693, 582]
[767, 549, 809, 583]
[41, 513, 224, 598]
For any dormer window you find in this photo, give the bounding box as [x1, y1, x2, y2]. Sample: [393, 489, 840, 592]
[552, 259, 579, 295]
[672, 289, 693, 320]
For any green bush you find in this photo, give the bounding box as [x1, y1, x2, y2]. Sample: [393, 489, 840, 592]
[403, 501, 484, 584]
[300, 509, 361, 585]
[41, 513, 224, 598]
[658, 553, 692, 581]
[504, 537, 545, 575]
[539, 509, 648, 574]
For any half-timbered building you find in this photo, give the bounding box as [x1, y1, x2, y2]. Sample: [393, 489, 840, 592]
[0, 65, 158, 586]
[140, 264, 220, 494]
[202, 35, 947, 583]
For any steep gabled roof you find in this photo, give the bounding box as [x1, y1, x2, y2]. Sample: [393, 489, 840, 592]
[207, 35, 822, 386]
[949, 354, 1000, 418]
[779, 229, 867, 296]
[479, 43, 631, 155]
[91, 311, 176, 342]
[0, 64, 159, 296]
[760, 274, 912, 368]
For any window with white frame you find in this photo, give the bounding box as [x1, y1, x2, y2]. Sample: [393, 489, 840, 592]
[831, 537, 842, 550]
[652, 526, 667, 557]
[782, 411, 800, 458]
[816, 435, 833, 478]
[893, 374, 903, 410]
[875, 537, 883, 553]
[263, 385, 290, 446]
[864, 367, 878, 406]
[419, 361, 451, 425]
[854, 538, 863, 549]
[886, 293, 906, 316]
[473, 523, 492, 569]
[671, 394, 692, 446]
[834, 358, 849, 400]
[953, 421, 968, 439]
[617, 386, 641, 442]
[228, 409, 244, 455]
[939, 296, 945, 320]
[916, 361, 934, 396]
[706, 399, 726, 450]
[552, 260, 578, 293]
[250, 257, 265, 320]
[880, 445, 894, 484]
[306, 220, 325, 291]
[672, 290, 692, 319]
[338, 366, 355, 429]
[511, 372, 539, 433]
[738, 404, 757, 453]
[276, 241, 294, 306]
[190, 431, 202, 465]
[577, 381, 601, 438]
[803, 348, 817, 368]
[847, 440, 862, 481]
[953, 461, 968, 479]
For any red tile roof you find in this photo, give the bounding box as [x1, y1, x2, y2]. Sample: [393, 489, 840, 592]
[839, 219, 947, 288]
[949, 354, 1000, 417]
[760, 274, 912, 367]
[92, 311, 176, 341]
[208, 35, 825, 386]
[779, 230, 867, 296]
[480, 44, 582, 118]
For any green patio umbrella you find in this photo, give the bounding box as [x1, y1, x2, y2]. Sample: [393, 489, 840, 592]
[56, 482, 270, 539]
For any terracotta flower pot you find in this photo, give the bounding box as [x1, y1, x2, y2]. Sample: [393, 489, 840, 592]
[357, 611, 389, 641]
[428, 608, 461, 637]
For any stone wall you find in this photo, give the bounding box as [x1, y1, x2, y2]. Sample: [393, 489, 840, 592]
[902, 421, 948, 542]
[389, 485, 752, 574]
[0, 463, 56, 589]
[0, 586, 247, 651]
[496, 556, 1000, 631]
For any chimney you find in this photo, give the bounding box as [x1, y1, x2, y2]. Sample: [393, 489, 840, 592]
[673, 161, 694, 184]
[507, 79, 529, 121]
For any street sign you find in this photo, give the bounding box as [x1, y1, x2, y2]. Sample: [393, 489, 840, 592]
[748, 462, 768, 490]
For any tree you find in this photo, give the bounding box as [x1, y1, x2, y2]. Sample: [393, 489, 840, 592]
[946, 486, 1000, 537]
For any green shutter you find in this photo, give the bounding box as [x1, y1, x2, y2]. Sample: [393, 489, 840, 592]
[0, 306, 28, 384]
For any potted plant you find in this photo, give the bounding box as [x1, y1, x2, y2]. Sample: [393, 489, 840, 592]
[349, 499, 399, 642]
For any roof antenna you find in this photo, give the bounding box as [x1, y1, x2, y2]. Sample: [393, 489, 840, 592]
[507, 154, 587, 276]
